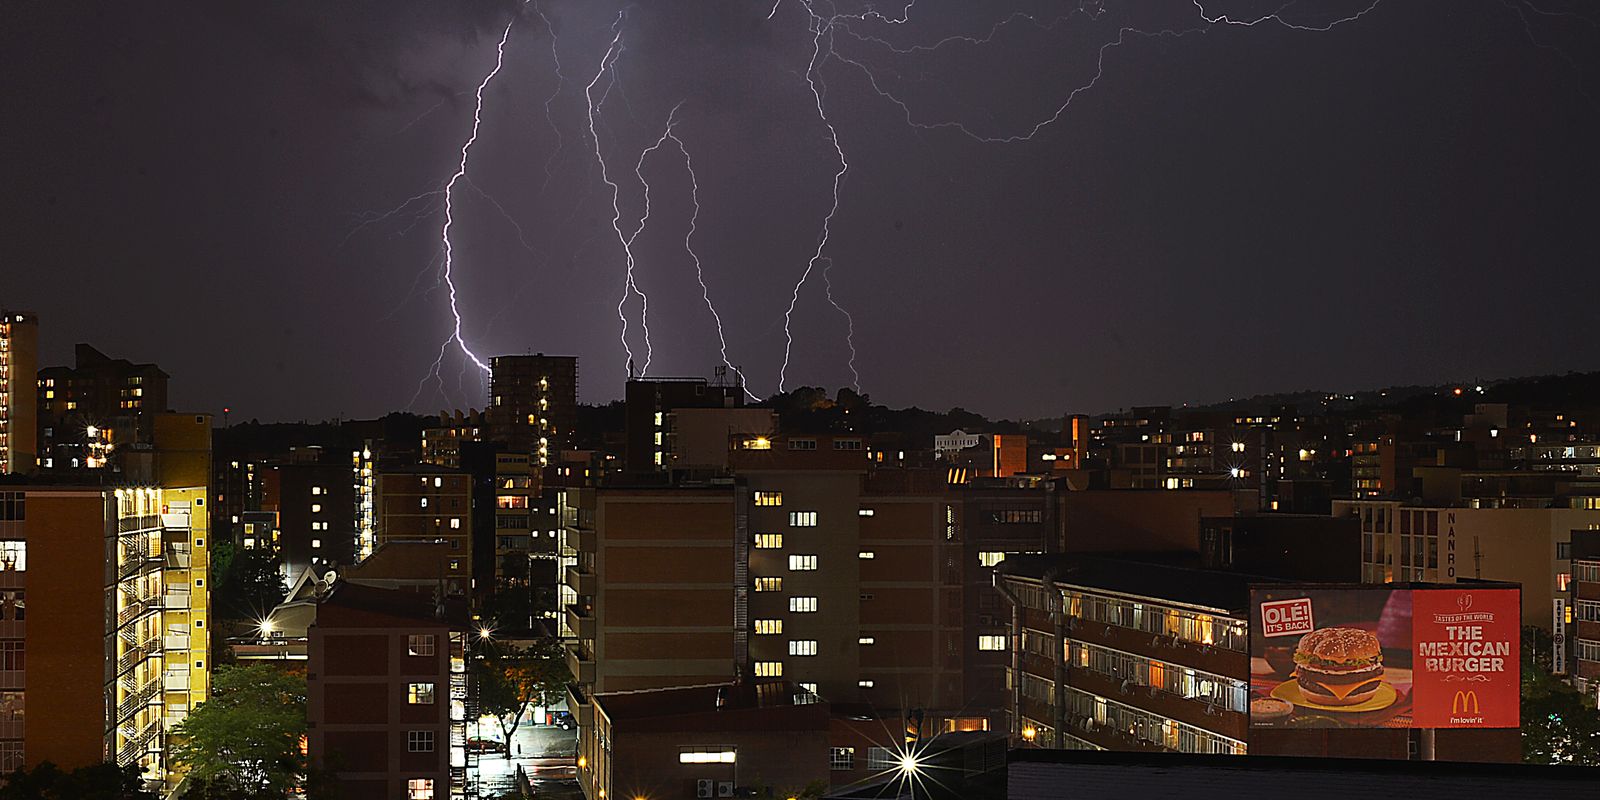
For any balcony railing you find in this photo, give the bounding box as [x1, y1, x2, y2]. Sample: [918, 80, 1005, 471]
[116, 635, 161, 674]
[116, 596, 160, 628]
[116, 679, 161, 723]
[115, 718, 161, 767]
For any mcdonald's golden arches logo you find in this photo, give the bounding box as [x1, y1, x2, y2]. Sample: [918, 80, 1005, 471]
[1451, 690, 1480, 715]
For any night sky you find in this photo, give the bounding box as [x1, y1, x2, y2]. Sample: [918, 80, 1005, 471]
[4, 1, 1598, 422]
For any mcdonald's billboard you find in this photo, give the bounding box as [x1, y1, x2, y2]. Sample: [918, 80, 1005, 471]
[1249, 585, 1519, 729]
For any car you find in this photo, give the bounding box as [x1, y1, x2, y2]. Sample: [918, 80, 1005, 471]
[466, 737, 500, 753]
[547, 710, 575, 730]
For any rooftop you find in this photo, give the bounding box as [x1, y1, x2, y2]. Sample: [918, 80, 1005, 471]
[997, 554, 1289, 615]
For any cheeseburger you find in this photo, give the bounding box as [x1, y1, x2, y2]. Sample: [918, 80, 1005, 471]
[1293, 627, 1384, 706]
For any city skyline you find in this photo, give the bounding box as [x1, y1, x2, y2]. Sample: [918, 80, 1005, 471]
[3, 2, 1597, 421]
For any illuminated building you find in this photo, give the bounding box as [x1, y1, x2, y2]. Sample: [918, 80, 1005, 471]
[486, 354, 577, 467]
[1569, 530, 1600, 701]
[421, 410, 484, 470]
[263, 462, 358, 580]
[374, 465, 472, 576]
[35, 343, 168, 470]
[623, 375, 746, 474]
[0, 481, 208, 784]
[305, 581, 470, 800]
[354, 443, 375, 561]
[1335, 499, 1600, 626]
[0, 312, 37, 475]
[997, 555, 1522, 762]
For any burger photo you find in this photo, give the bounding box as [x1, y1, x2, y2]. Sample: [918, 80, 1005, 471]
[1292, 627, 1384, 706]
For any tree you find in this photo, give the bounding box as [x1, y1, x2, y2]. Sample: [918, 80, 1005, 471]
[1521, 626, 1600, 764]
[474, 639, 572, 752]
[171, 664, 308, 796]
[211, 541, 287, 622]
[0, 762, 156, 800]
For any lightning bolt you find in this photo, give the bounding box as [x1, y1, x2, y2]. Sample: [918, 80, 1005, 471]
[533, 0, 567, 188]
[436, 17, 519, 382]
[585, 14, 655, 379]
[663, 121, 761, 402]
[780, 1, 861, 393]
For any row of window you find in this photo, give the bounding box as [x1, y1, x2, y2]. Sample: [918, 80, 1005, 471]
[1068, 640, 1248, 712]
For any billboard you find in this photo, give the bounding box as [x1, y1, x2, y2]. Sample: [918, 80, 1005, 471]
[1249, 586, 1519, 729]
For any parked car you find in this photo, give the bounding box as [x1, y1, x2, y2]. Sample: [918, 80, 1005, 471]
[466, 737, 500, 753]
[548, 710, 575, 730]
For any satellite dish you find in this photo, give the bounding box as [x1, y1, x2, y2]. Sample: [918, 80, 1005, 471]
[323, 571, 338, 586]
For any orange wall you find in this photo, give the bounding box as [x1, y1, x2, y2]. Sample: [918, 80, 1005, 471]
[25, 492, 109, 769]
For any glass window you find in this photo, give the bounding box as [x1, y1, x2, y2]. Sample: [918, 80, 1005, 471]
[978, 551, 1005, 568]
[789, 640, 819, 656]
[978, 635, 1007, 651]
[407, 683, 435, 705]
[754, 534, 783, 549]
[754, 661, 783, 677]
[755, 577, 783, 592]
[788, 554, 818, 571]
[0, 542, 24, 572]
[755, 619, 783, 635]
[407, 635, 436, 657]
[407, 779, 434, 800]
[830, 747, 856, 770]
[680, 746, 737, 763]
[789, 597, 818, 613]
[754, 492, 783, 507]
[789, 511, 818, 527]
[407, 730, 435, 752]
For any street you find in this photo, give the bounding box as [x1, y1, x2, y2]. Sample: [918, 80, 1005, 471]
[474, 722, 579, 799]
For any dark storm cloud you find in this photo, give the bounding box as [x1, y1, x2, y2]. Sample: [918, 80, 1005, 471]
[2, 1, 1598, 422]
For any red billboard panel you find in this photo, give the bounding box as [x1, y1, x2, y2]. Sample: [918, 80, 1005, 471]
[1249, 586, 1519, 729]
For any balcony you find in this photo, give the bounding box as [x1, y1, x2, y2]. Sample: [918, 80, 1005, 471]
[566, 643, 596, 685]
[116, 680, 161, 723]
[116, 596, 160, 628]
[164, 634, 191, 652]
[565, 564, 596, 597]
[164, 592, 190, 609]
[565, 603, 595, 640]
[115, 718, 161, 767]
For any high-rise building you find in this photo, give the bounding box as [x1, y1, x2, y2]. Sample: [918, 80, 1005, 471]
[486, 354, 577, 466]
[263, 463, 358, 581]
[0, 312, 38, 475]
[36, 343, 168, 470]
[0, 482, 208, 784]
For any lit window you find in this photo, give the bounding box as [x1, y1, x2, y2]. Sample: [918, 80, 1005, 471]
[407, 731, 435, 752]
[755, 619, 783, 635]
[754, 661, 783, 677]
[310, 504, 322, 513]
[755, 534, 783, 549]
[977, 552, 1005, 568]
[311, 539, 321, 549]
[311, 487, 323, 495]
[790, 512, 818, 527]
[407, 635, 436, 656]
[755, 577, 783, 592]
[788, 554, 818, 571]
[789, 597, 818, 613]
[978, 635, 1007, 651]
[858, 637, 875, 645]
[830, 747, 855, 770]
[434, 477, 443, 488]
[407, 779, 434, 800]
[754, 491, 783, 506]
[420, 498, 429, 509]
[450, 518, 461, 529]
[858, 680, 875, 689]
[858, 508, 874, 517]
[680, 746, 736, 764]
[407, 683, 435, 705]
[789, 640, 818, 656]
[0, 542, 25, 572]
[859, 551, 875, 559]
[800, 682, 818, 694]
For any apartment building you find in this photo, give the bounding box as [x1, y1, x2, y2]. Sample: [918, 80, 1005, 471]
[36, 343, 169, 470]
[1571, 529, 1600, 701]
[375, 465, 472, 575]
[306, 581, 471, 800]
[1335, 499, 1600, 627]
[997, 555, 1253, 755]
[263, 462, 358, 581]
[486, 354, 578, 466]
[623, 376, 746, 474]
[0, 482, 208, 783]
[421, 410, 485, 470]
[0, 312, 37, 475]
